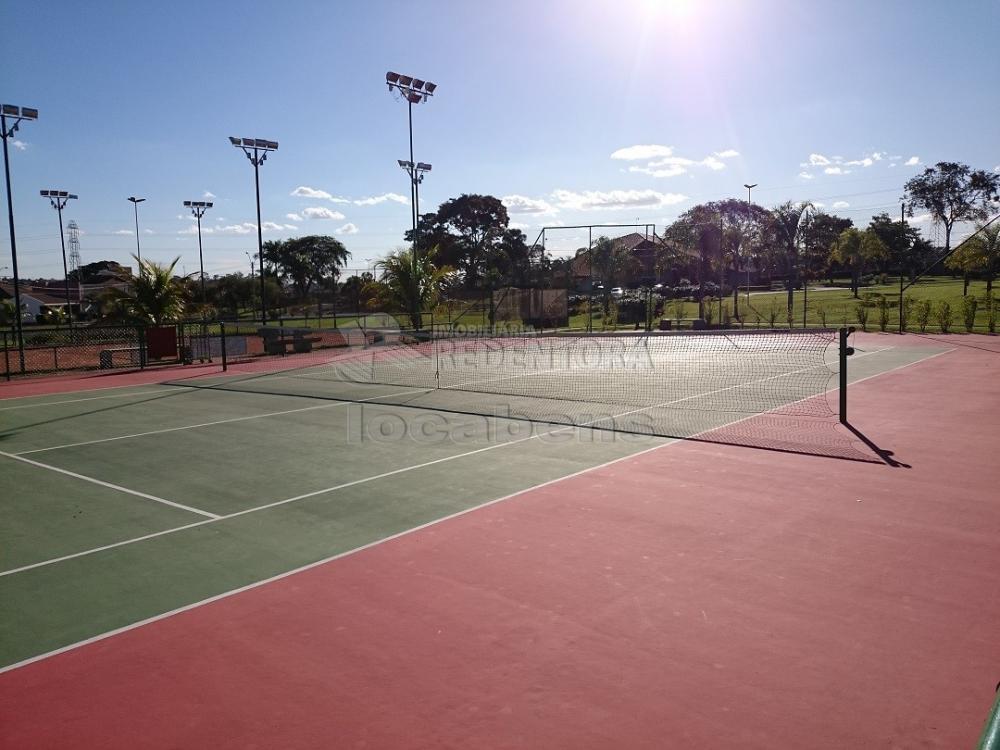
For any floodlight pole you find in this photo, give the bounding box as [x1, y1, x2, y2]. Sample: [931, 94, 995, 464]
[1, 105, 38, 374]
[230, 137, 278, 322]
[42, 192, 77, 326]
[186, 202, 211, 305]
[386, 72, 436, 267]
[128, 196, 145, 269]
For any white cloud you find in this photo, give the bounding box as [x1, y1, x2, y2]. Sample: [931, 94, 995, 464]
[798, 171, 815, 180]
[808, 153, 831, 166]
[144, 229, 155, 235]
[610, 144, 675, 161]
[352, 193, 408, 206]
[302, 206, 346, 221]
[284, 224, 298, 230]
[629, 164, 687, 178]
[12, 140, 27, 151]
[113, 229, 133, 235]
[994, 165, 1000, 173]
[335, 222, 359, 235]
[832, 201, 850, 209]
[551, 188, 688, 211]
[905, 156, 920, 166]
[813, 202, 826, 209]
[502, 194, 555, 214]
[286, 213, 303, 222]
[176, 222, 289, 236]
[910, 213, 934, 223]
[845, 157, 874, 168]
[261, 221, 286, 232]
[290, 186, 349, 204]
[824, 166, 851, 175]
[509, 221, 530, 230]
[203, 191, 216, 199]
[714, 149, 740, 158]
[701, 156, 725, 170]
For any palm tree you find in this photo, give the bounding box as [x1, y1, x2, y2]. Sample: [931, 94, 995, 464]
[947, 220, 1000, 297]
[0, 298, 18, 328]
[770, 201, 814, 311]
[103, 256, 190, 325]
[374, 247, 453, 330]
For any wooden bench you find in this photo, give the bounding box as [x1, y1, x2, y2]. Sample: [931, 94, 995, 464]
[99, 346, 143, 369]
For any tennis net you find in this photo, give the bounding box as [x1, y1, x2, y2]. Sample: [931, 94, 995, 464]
[170, 325, 870, 460]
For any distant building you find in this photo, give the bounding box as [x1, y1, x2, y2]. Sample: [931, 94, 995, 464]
[568, 232, 699, 290]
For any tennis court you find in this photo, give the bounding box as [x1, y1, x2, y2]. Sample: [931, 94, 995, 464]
[1, 330, 998, 748]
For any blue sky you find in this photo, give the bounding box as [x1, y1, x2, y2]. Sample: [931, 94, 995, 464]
[3, 0, 998, 280]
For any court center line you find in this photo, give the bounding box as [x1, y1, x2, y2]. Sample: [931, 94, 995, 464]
[0, 343, 903, 578]
[11, 387, 432, 455]
[0, 451, 220, 519]
[0, 344, 952, 674]
[0, 388, 177, 411]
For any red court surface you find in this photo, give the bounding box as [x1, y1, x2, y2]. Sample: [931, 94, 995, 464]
[2, 335, 999, 748]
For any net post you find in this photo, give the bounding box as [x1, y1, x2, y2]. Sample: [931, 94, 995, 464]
[220, 321, 228, 372]
[838, 326, 854, 424]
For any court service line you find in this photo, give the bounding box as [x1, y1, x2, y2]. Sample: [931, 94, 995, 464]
[0, 451, 220, 519]
[0, 388, 178, 411]
[0, 344, 902, 578]
[0, 344, 951, 674]
[11, 387, 431, 455]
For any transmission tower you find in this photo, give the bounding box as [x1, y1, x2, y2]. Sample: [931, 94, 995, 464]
[67, 220, 82, 276]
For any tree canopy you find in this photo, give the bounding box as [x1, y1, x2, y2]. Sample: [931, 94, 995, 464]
[903, 162, 1000, 252]
[262, 235, 350, 300]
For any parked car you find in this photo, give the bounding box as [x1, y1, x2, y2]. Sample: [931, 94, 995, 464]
[610, 287, 624, 299]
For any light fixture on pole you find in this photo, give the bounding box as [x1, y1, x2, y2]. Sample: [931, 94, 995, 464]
[386, 72, 436, 264]
[184, 200, 213, 305]
[1, 103, 38, 373]
[229, 136, 278, 322]
[743, 183, 757, 314]
[40, 190, 78, 326]
[127, 196, 146, 271]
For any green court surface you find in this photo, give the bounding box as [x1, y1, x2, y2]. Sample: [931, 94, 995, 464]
[0, 340, 944, 669]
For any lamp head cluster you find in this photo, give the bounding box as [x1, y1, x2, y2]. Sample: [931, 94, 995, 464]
[184, 200, 213, 217]
[1, 104, 38, 137]
[229, 136, 278, 165]
[40, 190, 77, 209]
[386, 72, 437, 104]
[397, 160, 433, 182]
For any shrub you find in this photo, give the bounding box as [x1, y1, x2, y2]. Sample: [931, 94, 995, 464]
[876, 296, 890, 332]
[671, 298, 686, 324]
[721, 301, 732, 328]
[855, 301, 870, 331]
[961, 295, 978, 332]
[703, 297, 716, 326]
[839, 304, 850, 325]
[935, 300, 953, 333]
[914, 299, 931, 332]
[785, 305, 794, 329]
[816, 304, 828, 327]
[765, 299, 780, 328]
[900, 295, 915, 332]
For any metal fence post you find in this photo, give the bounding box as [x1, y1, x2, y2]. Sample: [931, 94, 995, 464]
[3, 330, 9, 380]
[220, 321, 228, 372]
[839, 326, 855, 424]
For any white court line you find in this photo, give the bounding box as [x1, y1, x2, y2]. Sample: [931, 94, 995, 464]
[0, 451, 220, 519]
[0, 344, 954, 674]
[12, 387, 429, 456]
[0, 388, 177, 411]
[0, 344, 898, 578]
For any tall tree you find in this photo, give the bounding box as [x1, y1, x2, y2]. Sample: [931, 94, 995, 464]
[263, 235, 350, 300]
[590, 236, 640, 315]
[946, 221, 1000, 296]
[867, 212, 920, 277]
[769, 201, 814, 310]
[903, 162, 1000, 292]
[829, 229, 889, 297]
[803, 213, 853, 284]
